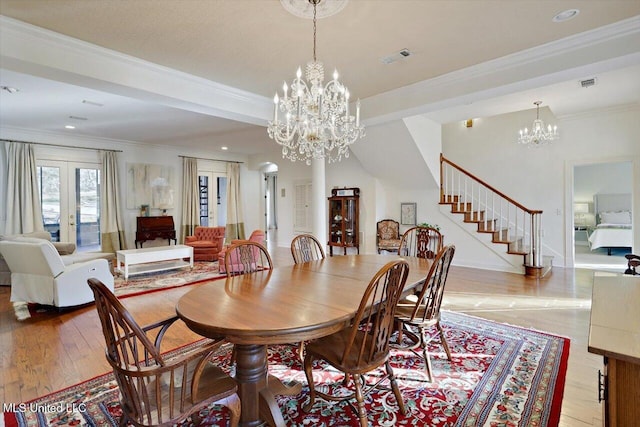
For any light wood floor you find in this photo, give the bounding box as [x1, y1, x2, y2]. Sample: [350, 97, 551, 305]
[0, 245, 603, 426]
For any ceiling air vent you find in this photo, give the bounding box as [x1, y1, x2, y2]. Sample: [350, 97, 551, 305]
[580, 78, 596, 88]
[381, 48, 412, 64]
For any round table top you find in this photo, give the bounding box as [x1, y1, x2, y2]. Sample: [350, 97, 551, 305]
[176, 254, 431, 345]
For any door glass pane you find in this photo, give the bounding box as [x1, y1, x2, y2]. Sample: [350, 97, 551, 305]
[199, 175, 209, 226]
[37, 166, 61, 242]
[76, 168, 100, 251]
[346, 199, 355, 245]
[217, 177, 227, 227]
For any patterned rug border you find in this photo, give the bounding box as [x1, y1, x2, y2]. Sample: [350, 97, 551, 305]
[444, 311, 570, 426]
[3, 311, 570, 426]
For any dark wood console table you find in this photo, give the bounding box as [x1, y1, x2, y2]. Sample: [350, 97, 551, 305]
[135, 216, 177, 248]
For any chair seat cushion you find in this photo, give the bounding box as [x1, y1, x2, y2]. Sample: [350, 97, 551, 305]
[187, 241, 219, 249]
[378, 239, 401, 249]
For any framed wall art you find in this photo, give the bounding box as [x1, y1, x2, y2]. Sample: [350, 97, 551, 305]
[126, 163, 176, 209]
[401, 202, 417, 225]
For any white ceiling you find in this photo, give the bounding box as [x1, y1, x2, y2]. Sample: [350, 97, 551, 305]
[0, 0, 639, 155]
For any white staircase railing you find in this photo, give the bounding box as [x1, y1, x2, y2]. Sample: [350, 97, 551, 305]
[440, 154, 543, 268]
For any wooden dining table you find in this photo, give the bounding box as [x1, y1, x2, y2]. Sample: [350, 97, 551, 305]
[175, 254, 432, 427]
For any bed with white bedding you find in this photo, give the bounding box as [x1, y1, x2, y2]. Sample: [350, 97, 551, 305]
[588, 194, 633, 255]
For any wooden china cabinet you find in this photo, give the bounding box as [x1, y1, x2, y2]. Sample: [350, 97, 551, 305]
[328, 187, 360, 256]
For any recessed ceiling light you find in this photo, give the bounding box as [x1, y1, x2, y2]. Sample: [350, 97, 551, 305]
[82, 99, 104, 107]
[1, 86, 20, 93]
[65, 125, 76, 129]
[221, 146, 228, 150]
[552, 9, 579, 23]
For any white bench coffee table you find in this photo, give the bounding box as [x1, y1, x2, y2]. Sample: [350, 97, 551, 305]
[116, 245, 193, 280]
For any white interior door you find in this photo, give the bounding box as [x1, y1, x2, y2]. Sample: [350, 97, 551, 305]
[37, 160, 101, 251]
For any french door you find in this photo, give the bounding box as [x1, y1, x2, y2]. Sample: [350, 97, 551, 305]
[37, 160, 101, 251]
[197, 172, 227, 227]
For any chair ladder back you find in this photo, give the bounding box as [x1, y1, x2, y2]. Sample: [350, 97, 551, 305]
[411, 245, 456, 322]
[343, 260, 409, 366]
[399, 226, 443, 259]
[291, 234, 326, 264]
[224, 241, 273, 276]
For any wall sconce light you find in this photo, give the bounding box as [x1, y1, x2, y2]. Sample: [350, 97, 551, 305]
[465, 119, 473, 128]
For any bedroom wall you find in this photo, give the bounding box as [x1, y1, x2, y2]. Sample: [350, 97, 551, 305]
[574, 161, 633, 202]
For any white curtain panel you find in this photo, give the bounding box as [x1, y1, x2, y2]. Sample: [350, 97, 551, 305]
[6, 143, 44, 234]
[180, 157, 200, 243]
[100, 151, 127, 252]
[225, 163, 245, 240]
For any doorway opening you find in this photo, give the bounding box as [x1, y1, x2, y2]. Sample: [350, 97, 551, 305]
[573, 160, 633, 272]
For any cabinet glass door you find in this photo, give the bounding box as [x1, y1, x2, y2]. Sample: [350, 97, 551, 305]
[345, 199, 356, 245]
[330, 199, 343, 244]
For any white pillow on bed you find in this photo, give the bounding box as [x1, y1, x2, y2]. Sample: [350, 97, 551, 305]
[599, 211, 632, 224]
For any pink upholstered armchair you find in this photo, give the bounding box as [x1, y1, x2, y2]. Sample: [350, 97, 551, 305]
[218, 230, 265, 273]
[184, 226, 226, 261]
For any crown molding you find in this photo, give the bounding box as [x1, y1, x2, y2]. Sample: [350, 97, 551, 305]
[557, 102, 640, 121]
[0, 16, 272, 124]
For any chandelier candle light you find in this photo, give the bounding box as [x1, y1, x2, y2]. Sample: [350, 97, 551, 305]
[517, 101, 559, 146]
[268, 0, 364, 165]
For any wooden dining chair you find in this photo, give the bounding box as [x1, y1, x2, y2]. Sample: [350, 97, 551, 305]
[392, 245, 456, 382]
[302, 259, 409, 426]
[290, 234, 325, 264]
[289, 234, 326, 360]
[222, 241, 273, 277]
[87, 278, 240, 427]
[398, 225, 443, 259]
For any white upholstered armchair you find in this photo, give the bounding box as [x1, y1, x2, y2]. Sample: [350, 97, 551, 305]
[0, 237, 114, 307]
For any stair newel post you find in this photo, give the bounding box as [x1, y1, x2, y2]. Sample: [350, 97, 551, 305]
[529, 213, 536, 267]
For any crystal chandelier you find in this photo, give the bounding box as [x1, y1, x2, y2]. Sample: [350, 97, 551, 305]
[267, 0, 364, 165]
[517, 101, 559, 146]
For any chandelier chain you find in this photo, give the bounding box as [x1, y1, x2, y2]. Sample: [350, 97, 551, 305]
[313, 1, 317, 62]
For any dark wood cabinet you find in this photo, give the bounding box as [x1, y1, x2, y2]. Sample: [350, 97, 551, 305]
[135, 216, 177, 248]
[328, 188, 360, 256]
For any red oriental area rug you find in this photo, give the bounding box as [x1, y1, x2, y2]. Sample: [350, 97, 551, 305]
[3, 311, 569, 426]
